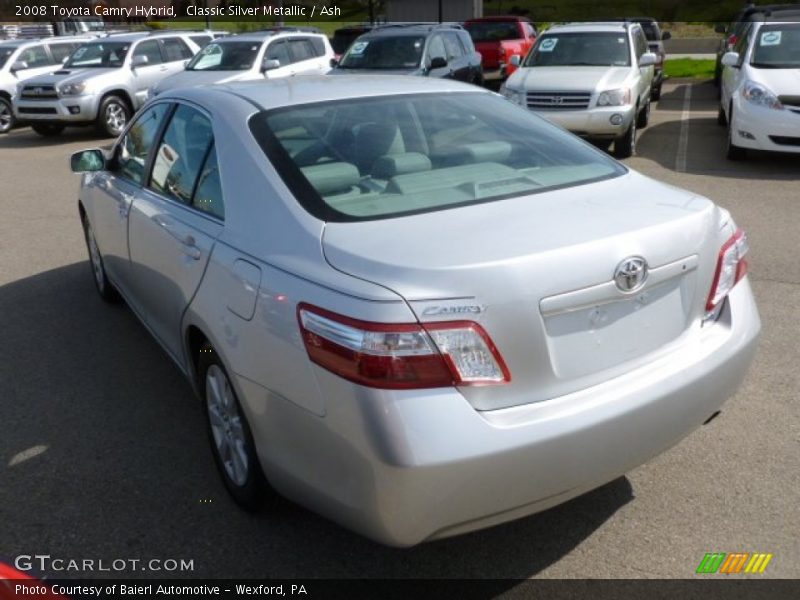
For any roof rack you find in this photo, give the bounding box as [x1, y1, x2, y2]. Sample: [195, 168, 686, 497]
[374, 22, 464, 31]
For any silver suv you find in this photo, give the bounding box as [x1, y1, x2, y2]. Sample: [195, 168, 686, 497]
[0, 36, 93, 133]
[14, 31, 202, 137]
[501, 22, 656, 158]
[151, 29, 335, 97]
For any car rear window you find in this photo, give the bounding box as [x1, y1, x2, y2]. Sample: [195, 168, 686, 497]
[465, 21, 520, 42]
[249, 92, 625, 222]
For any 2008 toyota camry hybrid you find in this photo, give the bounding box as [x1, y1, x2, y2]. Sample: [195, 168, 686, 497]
[70, 76, 760, 547]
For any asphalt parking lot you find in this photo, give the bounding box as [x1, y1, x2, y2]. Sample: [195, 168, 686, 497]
[1, 78, 798, 580]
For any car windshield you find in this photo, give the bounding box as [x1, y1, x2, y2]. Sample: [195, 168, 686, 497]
[65, 42, 130, 68]
[339, 36, 425, 69]
[332, 30, 368, 55]
[249, 92, 625, 222]
[525, 32, 631, 67]
[186, 41, 260, 71]
[0, 46, 18, 69]
[751, 24, 800, 68]
[465, 21, 520, 42]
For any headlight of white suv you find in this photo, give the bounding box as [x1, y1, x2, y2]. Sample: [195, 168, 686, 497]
[59, 82, 88, 96]
[741, 81, 783, 110]
[597, 88, 632, 107]
[499, 86, 524, 106]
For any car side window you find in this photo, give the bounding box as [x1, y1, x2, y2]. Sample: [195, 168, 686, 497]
[633, 30, 647, 59]
[133, 40, 162, 65]
[427, 35, 446, 61]
[20, 45, 51, 68]
[149, 105, 214, 206]
[115, 103, 171, 185]
[265, 40, 291, 66]
[190, 35, 212, 48]
[192, 144, 224, 220]
[308, 37, 326, 57]
[48, 43, 75, 64]
[443, 33, 464, 60]
[288, 39, 315, 63]
[162, 37, 193, 62]
[734, 26, 751, 65]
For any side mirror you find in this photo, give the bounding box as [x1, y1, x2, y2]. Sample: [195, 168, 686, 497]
[721, 51, 740, 67]
[261, 58, 281, 72]
[70, 149, 106, 173]
[661, 31, 672, 41]
[429, 56, 447, 70]
[714, 24, 727, 34]
[638, 52, 657, 67]
[329, 57, 339, 68]
[131, 55, 149, 68]
[10, 60, 28, 73]
[509, 54, 521, 67]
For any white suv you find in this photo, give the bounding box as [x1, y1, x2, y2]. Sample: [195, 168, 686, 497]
[0, 36, 93, 133]
[150, 28, 335, 97]
[719, 17, 800, 160]
[500, 22, 656, 158]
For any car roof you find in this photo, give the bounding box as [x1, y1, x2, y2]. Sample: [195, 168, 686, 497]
[170, 75, 485, 111]
[544, 22, 633, 35]
[366, 23, 464, 37]
[465, 16, 532, 23]
[0, 36, 93, 47]
[219, 29, 323, 43]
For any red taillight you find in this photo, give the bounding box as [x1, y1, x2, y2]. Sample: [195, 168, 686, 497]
[727, 34, 738, 48]
[297, 303, 510, 389]
[706, 229, 749, 312]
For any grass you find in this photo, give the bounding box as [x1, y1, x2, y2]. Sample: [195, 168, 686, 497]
[663, 58, 716, 79]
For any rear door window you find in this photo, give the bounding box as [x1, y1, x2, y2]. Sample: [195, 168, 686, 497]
[161, 37, 193, 62]
[288, 39, 316, 63]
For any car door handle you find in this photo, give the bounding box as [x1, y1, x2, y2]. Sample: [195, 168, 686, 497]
[152, 215, 202, 260]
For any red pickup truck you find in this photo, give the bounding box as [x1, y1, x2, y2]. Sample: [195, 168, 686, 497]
[464, 16, 537, 83]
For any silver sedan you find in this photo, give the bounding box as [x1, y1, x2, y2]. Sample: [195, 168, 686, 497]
[70, 76, 760, 546]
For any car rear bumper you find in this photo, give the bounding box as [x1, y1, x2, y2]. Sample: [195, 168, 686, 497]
[14, 94, 97, 123]
[535, 104, 636, 139]
[731, 96, 800, 154]
[240, 279, 759, 547]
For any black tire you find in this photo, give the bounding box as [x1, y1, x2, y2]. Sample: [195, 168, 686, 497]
[614, 116, 637, 159]
[31, 123, 64, 137]
[726, 107, 746, 161]
[717, 103, 727, 126]
[95, 94, 130, 137]
[81, 216, 120, 303]
[651, 83, 662, 102]
[636, 99, 650, 129]
[199, 343, 271, 510]
[0, 96, 14, 134]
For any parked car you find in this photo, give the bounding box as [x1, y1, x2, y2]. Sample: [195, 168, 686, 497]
[463, 15, 537, 83]
[501, 22, 656, 158]
[331, 23, 483, 85]
[13, 31, 203, 137]
[719, 17, 800, 159]
[714, 3, 800, 85]
[625, 17, 671, 100]
[0, 36, 93, 133]
[70, 75, 759, 547]
[151, 29, 335, 97]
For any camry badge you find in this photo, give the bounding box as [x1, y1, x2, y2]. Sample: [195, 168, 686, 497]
[614, 256, 648, 293]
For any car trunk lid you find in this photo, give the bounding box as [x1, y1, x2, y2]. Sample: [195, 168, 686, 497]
[321, 171, 726, 410]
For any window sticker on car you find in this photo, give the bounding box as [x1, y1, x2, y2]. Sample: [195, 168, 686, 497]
[539, 38, 557, 52]
[350, 41, 368, 55]
[760, 31, 782, 46]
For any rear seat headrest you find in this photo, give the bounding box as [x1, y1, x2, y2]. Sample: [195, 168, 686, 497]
[371, 152, 432, 180]
[300, 162, 360, 196]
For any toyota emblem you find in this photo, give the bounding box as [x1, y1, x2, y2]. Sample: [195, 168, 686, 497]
[614, 256, 648, 292]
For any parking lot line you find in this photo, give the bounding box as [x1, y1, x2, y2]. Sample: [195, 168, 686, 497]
[675, 85, 692, 173]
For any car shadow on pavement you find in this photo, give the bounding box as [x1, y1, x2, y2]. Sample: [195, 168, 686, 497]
[1, 262, 633, 581]
[0, 127, 113, 150]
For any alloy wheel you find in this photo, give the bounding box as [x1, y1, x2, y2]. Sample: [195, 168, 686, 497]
[206, 364, 250, 487]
